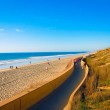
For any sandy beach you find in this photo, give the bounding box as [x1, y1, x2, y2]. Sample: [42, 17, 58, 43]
[0, 57, 73, 102]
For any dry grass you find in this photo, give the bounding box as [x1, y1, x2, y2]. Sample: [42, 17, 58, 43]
[86, 90, 110, 110]
[85, 48, 110, 109]
[86, 48, 110, 87]
[72, 48, 110, 110]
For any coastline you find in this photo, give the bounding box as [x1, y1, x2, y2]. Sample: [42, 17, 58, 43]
[0, 56, 78, 102]
[0, 54, 85, 72]
[0, 52, 86, 70]
[0, 58, 74, 110]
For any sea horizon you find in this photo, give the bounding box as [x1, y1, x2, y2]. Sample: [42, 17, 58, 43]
[0, 51, 87, 60]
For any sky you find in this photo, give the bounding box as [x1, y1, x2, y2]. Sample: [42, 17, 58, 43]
[0, 0, 110, 52]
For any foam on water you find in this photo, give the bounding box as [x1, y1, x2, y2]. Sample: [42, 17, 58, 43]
[0, 52, 86, 69]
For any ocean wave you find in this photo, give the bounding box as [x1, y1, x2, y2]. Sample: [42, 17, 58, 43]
[0, 59, 29, 65]
[0, 54, 76, 68]
[29, 54, 72, 59]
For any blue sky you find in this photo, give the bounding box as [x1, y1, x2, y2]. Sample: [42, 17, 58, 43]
[0, 0, 110, 52]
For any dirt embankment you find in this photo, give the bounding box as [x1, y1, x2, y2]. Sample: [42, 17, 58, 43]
[71, 48, 110, 110]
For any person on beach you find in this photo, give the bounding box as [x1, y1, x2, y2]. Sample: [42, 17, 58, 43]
[48, 61, 50, 65]
[45, 67, 48, 71]
[48, 62, 50, 65]
[30, 61, 31, 64]
[16, 66, 18, 69]
[58, 57, 60, 60]
[47, 59, 50, 65]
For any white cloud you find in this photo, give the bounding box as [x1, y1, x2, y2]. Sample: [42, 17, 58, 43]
[0, 28, 5, 32]
[15, 28, 23, 32]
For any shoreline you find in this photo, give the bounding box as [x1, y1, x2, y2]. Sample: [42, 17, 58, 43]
[0, 54, 85, 104]
[0, 56, 77, 102]
[0, 58, 74, 109]
[0, 53, 80, 70]
[0, 54, 85, 72]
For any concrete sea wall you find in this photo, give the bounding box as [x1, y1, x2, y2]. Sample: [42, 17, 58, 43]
[0, 60, 74, 110]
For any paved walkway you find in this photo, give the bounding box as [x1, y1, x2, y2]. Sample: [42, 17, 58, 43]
[29, 61, 85, 110]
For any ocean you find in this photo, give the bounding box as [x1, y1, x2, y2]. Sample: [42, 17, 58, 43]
[0, 52, 86, 69]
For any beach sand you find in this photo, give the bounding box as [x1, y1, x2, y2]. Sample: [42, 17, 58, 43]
[0, 57, 74, 102]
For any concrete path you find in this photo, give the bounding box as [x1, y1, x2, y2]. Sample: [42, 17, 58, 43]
[29, 61, 85, 110]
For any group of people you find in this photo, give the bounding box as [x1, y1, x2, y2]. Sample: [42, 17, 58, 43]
[45, 57, 61, 71]
[10, 66, 18, 69]
[73, 57, 82, 66]
[10, 66, 13, 69]
[73, 57, 87, 69]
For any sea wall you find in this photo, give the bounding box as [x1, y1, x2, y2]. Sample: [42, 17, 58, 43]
[0, 60, 74, 110]
[64, 61, 89, 110]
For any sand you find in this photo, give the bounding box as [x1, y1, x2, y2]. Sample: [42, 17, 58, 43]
[0, 57, 72, 102]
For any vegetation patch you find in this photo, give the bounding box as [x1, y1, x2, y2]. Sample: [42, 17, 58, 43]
[72, 48, 110, 110]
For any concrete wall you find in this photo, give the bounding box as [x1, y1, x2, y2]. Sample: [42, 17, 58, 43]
[0, 60, 74, 110]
